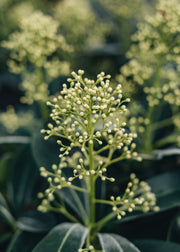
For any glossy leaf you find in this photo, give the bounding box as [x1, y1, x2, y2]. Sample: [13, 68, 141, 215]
[134, 239, 180, 252]
[155, 133, 180, 148]
[148, 171, 180, 210]
[8, 145, 39, 214]
[167, 211, 180, 243]
[148, 171, 180, 194]
[153, 148, 180, 159]
[59, 188, 88, 222]
[98, 233, 140, 252]
[0, 192, 16, 227]
[32, 223, 88, 252]
[32, 134, 88, 222]
[6, 230, 44, 252]
[16, 211, 56, 232]
[0, 153, 12, 183]
[31, 134, 59, 168]
[0, 136, 31, 144]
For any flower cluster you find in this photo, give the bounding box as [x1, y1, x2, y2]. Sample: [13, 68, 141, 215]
[38, 70, 158, 219]
[41, 70, 140, 162]
[97, 0, 154, 51]
[116, 0, 180, 150]
[54, 0, 110, 50]
[110, 173, 159, 220]
[0, 106, 39, 133]
[117, 0, 180, 107]
[1, 11, 72, 104]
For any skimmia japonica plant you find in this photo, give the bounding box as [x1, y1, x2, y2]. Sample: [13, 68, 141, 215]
[117, 0, 180, 153]
[34, 71, 159, 251]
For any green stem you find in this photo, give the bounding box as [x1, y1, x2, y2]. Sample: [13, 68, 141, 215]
[69, 184, 88, 193]
[151, 111, 180, 131]
[93, 211, 116, 235]
[94, 204, 128, 235]
[50, 206, 79, 223]
[95, 144, 110, 155]
[105, 155, 125, 168]
[35, 66, 49, 121]
[143, 106, 154, 153]
[89, 141, 95, 224]
[38, 100, 49, 121]
[143, 57, 164, 152]
[95, 199, 112, 205]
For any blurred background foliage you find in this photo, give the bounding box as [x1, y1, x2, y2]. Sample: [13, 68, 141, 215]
[1, 0, 180, 251]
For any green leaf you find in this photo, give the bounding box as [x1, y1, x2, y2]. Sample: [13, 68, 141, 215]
[60, 188, 88, 223]
[6, 230, 44, 252]
[0, 136, 31, 144]
[167, 211, 180, 243]
[98, 233, 140, 252]
[0, 153, 12, 183]
[134, 239, 180, 252]
[16, 211, 56, 232]
[32, 223, 88, 252]
[8, 145, 39, 214]
[147, 171, 180, 194]
[0, 193, 16, 227]
[153, 148, 180, 159]
[148, 171, 180, 210]
[32, 134, 88, 222]
[155, 133, 180, 148]
[31, 133, 59, 168]
[0, 232, 12, 244]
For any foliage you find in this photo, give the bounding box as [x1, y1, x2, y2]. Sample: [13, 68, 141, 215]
[1, 10, 72, 106]
[35, 71, 159, 250]
[0, 0, 180, 251]
[117, 0, 180, 153]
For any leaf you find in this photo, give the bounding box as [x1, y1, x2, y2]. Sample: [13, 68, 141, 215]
[32, 134, 88, 222]
[32, 223, 88, 252]
[147, 171, 180, 194]
[167, 211, 180, 243]
[107, 207, 178, 241]
[8, 145, 39, 214]
[0, 153, 12, 183]
[16, 211, 56, 232]
[0, 192, 16, 227]
[0, 232, 12, 244]
[59, 188, 88, 223]
[6, 230, 44, 252]
[153, 148, 180, 159]
[0, 136, 31, 144]
[134, 239, 180, 252]
[155, 133, 180, 148]
[139, 147, 180, 160]
[31, 133, 59, 168]
[98, 233, 140, 252]
[147, 171, 180, 210]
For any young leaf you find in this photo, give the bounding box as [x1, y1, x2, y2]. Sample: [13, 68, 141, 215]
[32, 223, 88, 252]
[98, 233, 140, 252]
[16, 211, 56, 232]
